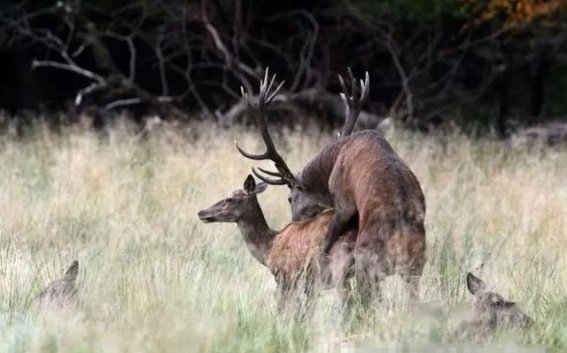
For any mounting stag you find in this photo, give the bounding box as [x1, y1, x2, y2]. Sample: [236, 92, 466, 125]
[198, 175, 356, 316]
[236, 69, 426, 302]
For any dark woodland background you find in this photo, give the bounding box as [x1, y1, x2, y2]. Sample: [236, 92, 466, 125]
[0, 0, 566, 136]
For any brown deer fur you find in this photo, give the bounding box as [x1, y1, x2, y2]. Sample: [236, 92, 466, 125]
[300, 130, 426, 300]
[198, 175, 356, 313]
[39, 260, 79, 309]
[237, 70, 426, 302]
[457, 273, 533, 336]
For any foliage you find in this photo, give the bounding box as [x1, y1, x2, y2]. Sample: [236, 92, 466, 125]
[464, 0, 566, 27]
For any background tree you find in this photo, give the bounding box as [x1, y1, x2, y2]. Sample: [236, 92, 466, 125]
[0, 0, 565, 134]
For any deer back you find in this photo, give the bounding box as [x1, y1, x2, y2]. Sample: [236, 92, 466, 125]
[295, 130, 425, 226]
[267, 210, 356, 282]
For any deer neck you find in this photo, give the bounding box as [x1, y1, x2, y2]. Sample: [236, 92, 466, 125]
[299, 138, 347, 198]
[236, 200, 276, 266]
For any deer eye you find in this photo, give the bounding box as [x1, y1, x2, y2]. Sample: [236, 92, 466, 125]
[225, 198, 234, 203]
[489, 296, 505, 307]
[288, 197, 292, 204]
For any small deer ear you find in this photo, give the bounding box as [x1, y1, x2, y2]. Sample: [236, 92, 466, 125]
[467, 272, 486, 295]
[64, 260, 79, 283]
[243, 175, 256, 194]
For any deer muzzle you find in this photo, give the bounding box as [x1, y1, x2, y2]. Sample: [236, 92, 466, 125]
[197, 210, 217, 223]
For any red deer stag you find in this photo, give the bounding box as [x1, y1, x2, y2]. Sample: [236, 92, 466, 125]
[458, 273, 533, 336]
[235, 69, 426, 302]
[198, 175, 356, 315]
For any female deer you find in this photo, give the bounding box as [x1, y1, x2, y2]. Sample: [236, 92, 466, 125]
[459, 272, 533, 336]
[197, 175, 356, 315]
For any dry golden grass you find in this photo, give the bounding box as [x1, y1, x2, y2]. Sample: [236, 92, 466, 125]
[0, 121, 565, 352]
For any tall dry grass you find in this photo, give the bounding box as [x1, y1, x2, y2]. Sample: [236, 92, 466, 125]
[0, 121, 565, 352]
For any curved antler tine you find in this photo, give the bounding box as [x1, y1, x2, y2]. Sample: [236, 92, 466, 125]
[339, 68, 371, 137]
[252, 167, 288, 185]
[338, 74, 348, 97]
[347, 67, 355, 84]
[262, 67, 270, 88]
[266, 73, 277, 93]
[359, 71, 370, 101]
[235, 140, 268, 160]
[235, 69, 296, 186]
[348, 67, 358, 100]
[257, 68, 268, 102]
[266, 80, 285, 104]
[257, 167, 283, 177]
[258, 69, 281, 107]
[340, 92, 350, 121]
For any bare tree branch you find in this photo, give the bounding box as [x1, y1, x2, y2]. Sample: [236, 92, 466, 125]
[32, 60, 105, 83]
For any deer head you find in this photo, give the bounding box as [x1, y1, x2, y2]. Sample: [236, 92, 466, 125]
[465, 272, 533, 333]
[235, 68, 369, 221]
[39, 260, 79, 309]
[197, 175, 268, 223]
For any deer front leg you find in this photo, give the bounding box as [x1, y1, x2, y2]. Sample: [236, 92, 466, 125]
[275, 274, 303, 319]
[276, 288, 292, 314]
[304, 271, 325, 320]
[274, 271, 292, 314]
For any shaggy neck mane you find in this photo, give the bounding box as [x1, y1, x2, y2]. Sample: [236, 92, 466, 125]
[299, 137, 348, 194]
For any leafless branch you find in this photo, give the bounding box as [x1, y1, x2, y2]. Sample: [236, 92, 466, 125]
[32, 60, 105, 83]
[375, 34, 414, 121]
[75, 81, 107, 106]
[155, 30, 169, 97]
[105, 97, 142, 110]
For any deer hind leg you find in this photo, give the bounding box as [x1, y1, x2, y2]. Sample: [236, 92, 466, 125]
[353, 245, 387, 308]
[402, 274, 420, 301]
[400, 226, 426, 302]
[337, 281, 353, 311]
[330, 244, 356, 312]
[401, 252, 425, 302]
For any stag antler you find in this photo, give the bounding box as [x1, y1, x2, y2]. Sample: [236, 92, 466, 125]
[235, 69, 296, 186]
[338, 68, 370, 137]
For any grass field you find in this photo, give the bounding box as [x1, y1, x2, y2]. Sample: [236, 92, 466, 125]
[0, 121, 565, 353]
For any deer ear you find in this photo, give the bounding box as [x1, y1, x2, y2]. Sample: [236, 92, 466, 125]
[64, 260, 79, 283]
[243, 175, 256, 194]
[467, 272, 486, 295]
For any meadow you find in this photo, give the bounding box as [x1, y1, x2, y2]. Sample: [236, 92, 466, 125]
[0, 121, 565, 353]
